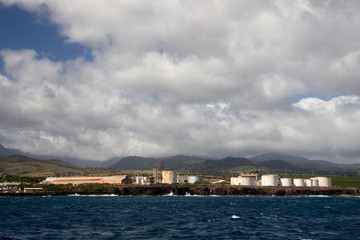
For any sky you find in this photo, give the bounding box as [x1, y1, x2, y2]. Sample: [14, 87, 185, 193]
[1, 1, 360, 163]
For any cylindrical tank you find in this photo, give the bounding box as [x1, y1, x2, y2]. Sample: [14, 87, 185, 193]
[293, 178, 305, 187]
[162, 171, 176, 184]
[311, 178, 319, 187]
[230, 177, 241, 185]
[188, 176, 202, 184]
[316, 177, 332, 187]
[281, 178, 292, 187]
[305, 179, 313, 187]
[135, 176, 141, 184]
[230, 177, 235, 185]
[261, 175, 279, 186]
[241, 176, 256, 186]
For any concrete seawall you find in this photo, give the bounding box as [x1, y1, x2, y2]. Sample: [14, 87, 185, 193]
[1, 185, 359, 197]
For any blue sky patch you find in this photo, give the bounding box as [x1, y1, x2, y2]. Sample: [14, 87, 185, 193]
[0, 5, 91, 70]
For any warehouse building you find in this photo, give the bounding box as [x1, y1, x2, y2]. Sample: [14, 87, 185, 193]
[41, 175, 132, 185]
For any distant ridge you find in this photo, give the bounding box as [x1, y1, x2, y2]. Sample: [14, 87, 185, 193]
[110, 156, 157, 170]
[1, 144, 360, 175]
[0, 144, 23, 156]
[0, 154, 81, 176]
[250, 152, 340, 171]
[250, 152, 308, 163]
[108, 153, 360, 175]
[0, 144, 103, 168]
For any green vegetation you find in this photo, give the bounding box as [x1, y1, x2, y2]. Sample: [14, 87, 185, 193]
[2, 154, 360, 188]
[44, 185, 64, 192]
[83, 185, 107, 192]
[42, 184, 110, 193]
[0, 155, 83, 176]
[278, 174, 360, 187]
[0, 155, 129, 177]
[1, 175, 45, 184]
[331, 175, 360, 187]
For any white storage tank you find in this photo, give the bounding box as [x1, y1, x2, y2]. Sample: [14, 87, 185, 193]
[230, 176, 241, 185]
[261, 175, 280, 186]
[188, 176, 202, 184]
[230, 177, 236, 185]
[316, 177, 332, 187]
[293, 178, 305, 187]
[305, 179, 313, 187]
[135, 176, 149, 185]
[135, 176, 146, 184]
[311, 178, 319, 187]
[162, 171, 176, 184]
[241, 176, 256, 186]
[281, 178, 292, 187]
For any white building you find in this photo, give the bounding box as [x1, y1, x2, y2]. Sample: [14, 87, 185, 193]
[135, 176, 150, 185]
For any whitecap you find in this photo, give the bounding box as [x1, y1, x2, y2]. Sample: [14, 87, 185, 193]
[163, 191, 175, 196]
[308, 195, 330, 198]
[68, 193, 118, 197]
[68, 193, 80, 196]
[231, 215, 240, 219]
[86, 194, 118, 197]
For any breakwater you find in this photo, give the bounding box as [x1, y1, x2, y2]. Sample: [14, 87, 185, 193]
[1, 185, 359, 197]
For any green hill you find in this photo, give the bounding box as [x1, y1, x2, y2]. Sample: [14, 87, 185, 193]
[107, 154, 360, 175]
[0, 155, 84, 177]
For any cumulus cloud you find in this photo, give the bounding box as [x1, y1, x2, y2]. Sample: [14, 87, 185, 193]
[1, 1, 360, 163]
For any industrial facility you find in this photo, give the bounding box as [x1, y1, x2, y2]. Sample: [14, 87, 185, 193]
[230, 174, 257, 186]
[40, 159, 331, 188]
[176, 175, 188, 184]
[135, 176, 150, 185]
[153, 161, 164, 183]
[188, 176, 203, 184]
[162, 171, 176, 184]
[41, 175, 132, 185]
[231, 174, 332, 187]
[151, 161, 178, 184]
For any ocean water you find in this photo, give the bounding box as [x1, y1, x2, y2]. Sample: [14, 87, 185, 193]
[0, 195, 359, 239]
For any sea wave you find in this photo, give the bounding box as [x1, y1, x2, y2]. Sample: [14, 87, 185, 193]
[68, 193, 118, 197]
[1, 196, 359, 239]
[163, 191, 175, 196]
[307, 195, 330, 198]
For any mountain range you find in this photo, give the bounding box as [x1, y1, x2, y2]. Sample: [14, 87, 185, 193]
[109, 153, 360, 175]
[0, 144, 115, 168]
[1, 144, 360, 175]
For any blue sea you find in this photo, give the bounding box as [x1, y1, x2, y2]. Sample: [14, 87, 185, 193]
[1, 195, 359, 239]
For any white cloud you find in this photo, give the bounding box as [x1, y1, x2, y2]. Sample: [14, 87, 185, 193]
[1, 1, 360, 163]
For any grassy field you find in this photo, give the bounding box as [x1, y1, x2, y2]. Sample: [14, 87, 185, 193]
[330, 175, 360, 187]
[278, 174, 360, 187]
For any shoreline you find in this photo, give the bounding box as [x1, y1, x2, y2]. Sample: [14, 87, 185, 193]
[1, 185, 359, 197]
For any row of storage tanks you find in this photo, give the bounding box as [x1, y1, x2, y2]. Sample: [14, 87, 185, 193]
[135, 171, 203, 185]
[231, 175, 332, 187]
[161, 171, 204, 184]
